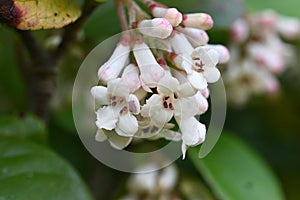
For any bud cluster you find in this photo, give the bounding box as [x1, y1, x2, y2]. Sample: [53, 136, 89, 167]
[225, 10, 300, 105]
[91, 0, 229, 158]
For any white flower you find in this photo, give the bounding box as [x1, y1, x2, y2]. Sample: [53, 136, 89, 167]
[140, 75, 198, 129]
[97, 38, 130, 84]
[91, 78, 140, 137]
[177, 27, 209, 47]
[133, 42, 165, 91]
[188, 46, 220, 90]
[176, 117, 206, 159]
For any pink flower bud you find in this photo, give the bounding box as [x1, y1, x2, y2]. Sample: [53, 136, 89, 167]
[137, 18, 173, 39]
[204, 44, 230, 64]
[230, 19, 249, 43]
[178, 27, 209, 47]
[276, 15, 300, 40]
[98, 40, 130, 84]
[151, 7, 183, 26]
[181, 13, 214, 30]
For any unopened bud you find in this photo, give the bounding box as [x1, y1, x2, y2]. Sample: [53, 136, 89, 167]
[138, 18, 173, 39]
[151, 7, 182, 26]
[178, 27, 209, 46]
[204, 44, 230, 64]
[181, 13, 214, 30]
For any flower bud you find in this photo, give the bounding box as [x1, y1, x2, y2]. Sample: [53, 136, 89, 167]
[151, 7, 182, 26]
[178, 27, 209, 47]
[204, 44, 230, 64]
[230, 18, 249, 43]
[98, 40, 130, 84]
[181, 13, 214, 30]
[137, 18, 173, 39]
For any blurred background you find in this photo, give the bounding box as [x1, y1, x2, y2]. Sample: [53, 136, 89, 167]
[0, 0, 299, 199]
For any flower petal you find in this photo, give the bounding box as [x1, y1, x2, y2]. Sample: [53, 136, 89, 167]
[140, 94, 161, 117]
[178, 82, 197, 97]
[187, 71, 208, 90]
[116, 113, 138, 137]
[128, 94, 140, 115]
[121, 64, 141, 93]
[157, 75, 180, 96]
[95, 107, 118, 130]
[176, 117, 206, 146]
[106, 131, 133, 150]
[194, 91, 209, 115]
[173, 97, 198, 119]
[90, 86, 109, 106]
[107, 78, 130, 97]
[203, 66, 221, 83]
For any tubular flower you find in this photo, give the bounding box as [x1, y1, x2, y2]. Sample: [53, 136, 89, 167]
[90, 0, 230, 158]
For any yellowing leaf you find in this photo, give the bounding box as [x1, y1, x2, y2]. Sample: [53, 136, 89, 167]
[14, 0, 81, 30]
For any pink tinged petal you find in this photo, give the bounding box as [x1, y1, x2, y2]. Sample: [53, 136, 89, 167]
[133, 43, 165, 87]
[116, 113, 138, 137]
[106, 131, 133, 150]
[203, 66, 221, 83]
[173, 97, 198, 119]
[200, 88, 210, 98]
[121, 64, 141, 92]
[178, 27, 209, 46]
[95, 129, 107, 142]
[90, 86, 109, 105]
[181, 13, 214, 30]
[157, 75, 180, 96]
[95, 107, 118, 130]
[137, 18, 173, 39]
[107, 78, 130, 97]
[194, 91, 208, 115]
[187, 71, 208, 90]
[204, 44, 230, 64]
[98, 43, 130, 84]
[169, 32, 194, 55]
[152, 7, 182, 27]
[177, 117, 206, 146]
[128, 94, 140, 115]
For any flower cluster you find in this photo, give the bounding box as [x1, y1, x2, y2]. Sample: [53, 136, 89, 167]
[225, 10, 300, 105]
[91, 0, 229, 158]
[121, 161, 179, 200]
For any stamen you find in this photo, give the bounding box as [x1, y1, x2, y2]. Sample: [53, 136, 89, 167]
[169, 103, 174, 110]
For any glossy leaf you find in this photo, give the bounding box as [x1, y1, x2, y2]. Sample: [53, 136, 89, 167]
[0, 115, 47, 143]
[189, 133, 285, 200]
[14, 0, 81, 30]
[0, 139, 94, 200]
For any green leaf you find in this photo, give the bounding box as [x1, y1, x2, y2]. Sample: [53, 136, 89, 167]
[0, 115, 47, 143]
[0, 138, 94, 200]
[245, 0, 300, 18]
[14, 0, 81, 30]
[94, 0, 108, 2]
[189, 132, 285, 200]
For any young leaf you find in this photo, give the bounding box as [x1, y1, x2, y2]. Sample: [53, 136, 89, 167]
[1, 0, 81, 30]
[0, 138, 94, 200]
[189, 132, 285, 200]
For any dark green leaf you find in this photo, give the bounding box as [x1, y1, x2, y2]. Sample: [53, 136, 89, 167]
[0, 115, 47, 143]
[0, 138, 94, 200]
[189, 132, 285, 200]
